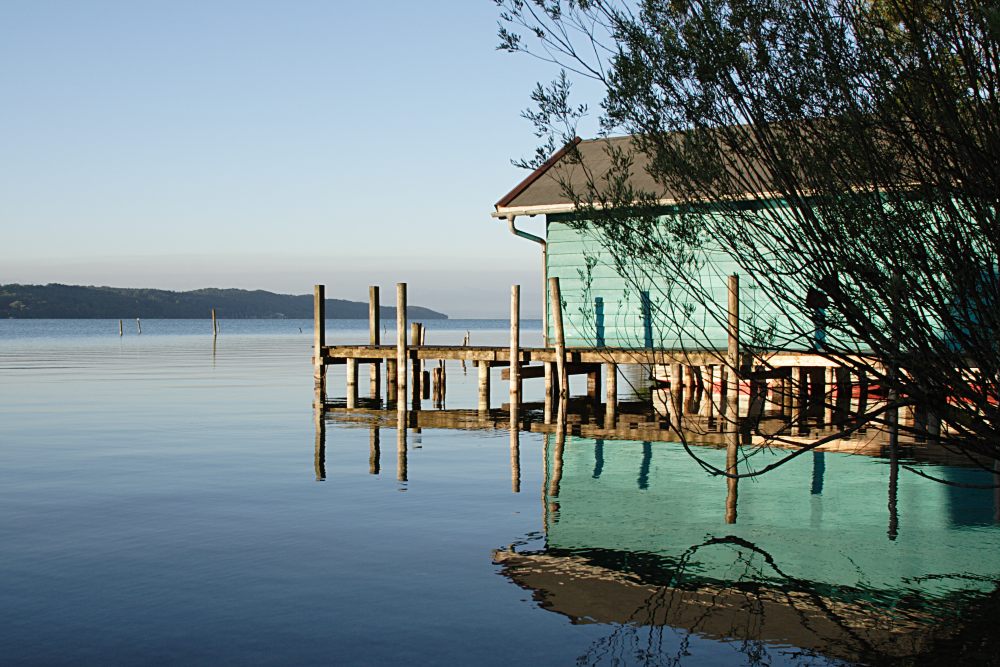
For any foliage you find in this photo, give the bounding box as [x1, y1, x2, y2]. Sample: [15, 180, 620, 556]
[496, 0, 1000, 476]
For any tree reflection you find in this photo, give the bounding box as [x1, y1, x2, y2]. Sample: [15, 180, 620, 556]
[494, 534, 998, 665]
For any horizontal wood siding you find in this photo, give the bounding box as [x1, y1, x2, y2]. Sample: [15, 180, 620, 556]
[546, 215, 810, 350]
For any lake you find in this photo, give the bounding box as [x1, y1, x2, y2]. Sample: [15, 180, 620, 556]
[1, 319, 998, 665]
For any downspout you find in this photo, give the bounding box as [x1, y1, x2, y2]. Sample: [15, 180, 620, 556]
[506, 214, 549, 347]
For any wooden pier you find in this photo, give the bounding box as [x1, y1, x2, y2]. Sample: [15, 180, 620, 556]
[313, 279, 889, 435]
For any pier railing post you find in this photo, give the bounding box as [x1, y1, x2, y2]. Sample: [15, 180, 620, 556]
[396, 283, 407, 406]
[549, 277, 568, 400]
[314, 285, 326, 400]
[510, 285, 521, 407]
[369, 286, 380, 399]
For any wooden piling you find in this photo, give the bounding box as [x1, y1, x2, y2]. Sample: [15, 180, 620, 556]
[548, 277, 568, 399]
[396, 283, 407, 404]
[605, 362, 617, 425]
[119, 319, 123, 337]
[314, 285, 325, 390]
[386, 359, 398, 402]
[782, 374, 794, 416]
[478, 361, 491, 412]
[411, 322, 422, 403]
[718, 366, 729, 421]
[432, 366, 444, 406]
[795, 366, 809, 434]
[369, 286, 380, 398]
[543, 362, 554, 424]
[211, 308, 217, 336]
[727, 274, 740, 419]
[586, 369, 599, 402]
[824, 366, 836, 424]
[670, 363, 684, 424]
[701, 364, 716, 418]
[510, 285, 521, 406]
[136, 318, 141, 335]
[346, 358, 358, 409]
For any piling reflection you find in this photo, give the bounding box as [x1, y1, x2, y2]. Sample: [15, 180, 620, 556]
[509, 402, 521, 493]
[369, 425, 380, 475]
[397, 406, 407, 483]
[314, 406, 326, 482]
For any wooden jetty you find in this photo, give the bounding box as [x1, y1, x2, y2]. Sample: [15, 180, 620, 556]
[313, 279, 893, 439]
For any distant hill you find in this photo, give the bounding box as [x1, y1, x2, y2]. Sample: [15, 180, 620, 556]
[0, 284, 448, 320]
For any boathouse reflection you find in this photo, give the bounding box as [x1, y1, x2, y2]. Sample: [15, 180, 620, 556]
[503, 433, 1000, 664]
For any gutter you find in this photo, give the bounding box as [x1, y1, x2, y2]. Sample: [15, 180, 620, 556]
[503, 214, 549, 347]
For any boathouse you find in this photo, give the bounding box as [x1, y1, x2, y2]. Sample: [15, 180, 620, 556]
[493, 136, 814, 352]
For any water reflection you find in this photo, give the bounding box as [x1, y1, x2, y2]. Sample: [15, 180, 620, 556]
[500, 435, 1000, 664]
[314, 394, 1000, 663]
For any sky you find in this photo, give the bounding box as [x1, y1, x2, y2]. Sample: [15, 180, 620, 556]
[0, 1, 598, 317]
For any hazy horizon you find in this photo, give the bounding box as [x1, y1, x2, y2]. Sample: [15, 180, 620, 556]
[0, 3, 592, 320]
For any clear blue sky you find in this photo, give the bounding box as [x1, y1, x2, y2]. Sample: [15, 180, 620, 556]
[0, 1, 588, 317]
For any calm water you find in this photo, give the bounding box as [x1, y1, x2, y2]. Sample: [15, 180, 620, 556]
[1, 320, 998, 665]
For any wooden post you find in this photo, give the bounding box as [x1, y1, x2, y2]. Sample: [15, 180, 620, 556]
[432, 366, 443, 407]
[314, 285, 325, 389]
[119, 319, 123, 337]
[543, 362, 554, 424]
[548, 277, 568, 399]
[411, 322, 422, 404]
[396, 283, 407, 404]
[346, 358, 358, 409]
[782, 374, 794, 416]
[211, 308, 217, 337]
[386, 359, 398, 402]
[795, 366, 809, 434]
[725, 428, 738, 524]
[605, 362, 617, 425]
[510, 285, 521, 406]
[136, 318, 141, 335]
[701, 364, 715, 418]
[586, 369, 599, 402]
[369, 286, 380, 398]
[718, 366, 729, 421]
[671, 363, 684, 423]
[478, 361, 491, 412]
[727, 275, 740, 419]
[824, 366, 835, 425]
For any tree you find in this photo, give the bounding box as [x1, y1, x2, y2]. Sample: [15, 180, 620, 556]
[496, 0, 1000, 485]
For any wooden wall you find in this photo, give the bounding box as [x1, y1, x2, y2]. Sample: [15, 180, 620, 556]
[545, 212, 809, 350]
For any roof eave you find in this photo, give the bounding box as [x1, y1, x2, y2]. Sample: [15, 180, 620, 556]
[494, 136, 583, 211]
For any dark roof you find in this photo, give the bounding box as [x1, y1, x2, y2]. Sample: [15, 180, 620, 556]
[494, 136, 667, 215]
